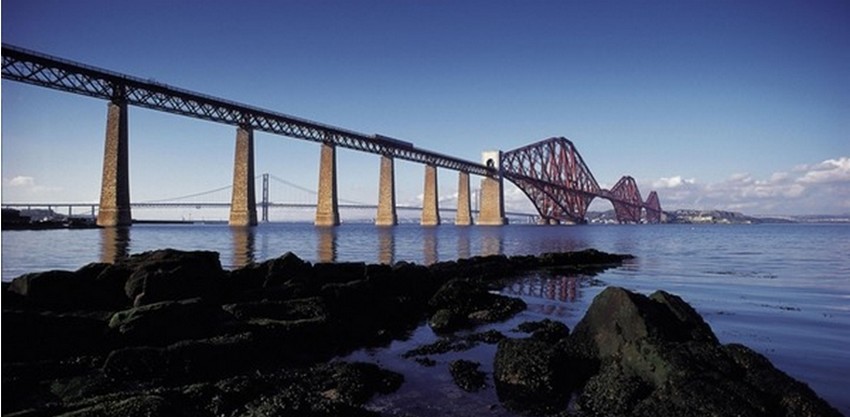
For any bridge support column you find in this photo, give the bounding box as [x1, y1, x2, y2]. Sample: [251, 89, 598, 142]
[229, 126, 257, 226]
[478, 151, 507, 225]
[375, 154, 397, 226]
[421, 164, 440, 226]
[455, 171, 472, 226]
[97, 98, 131, 227]
[315, 142, 340, 226]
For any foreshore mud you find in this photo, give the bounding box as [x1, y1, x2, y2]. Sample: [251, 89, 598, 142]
[2, 249, 841, 416]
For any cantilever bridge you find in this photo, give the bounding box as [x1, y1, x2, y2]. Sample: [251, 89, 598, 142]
[2, 44, 662, 226]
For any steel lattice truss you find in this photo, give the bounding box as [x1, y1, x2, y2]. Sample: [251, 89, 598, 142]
[644, 191, 662, 224]
[604, 176, 643, 223]
[502, 137, 663, 223]
[502, 137, 601, 223]
[1, 44, 492, 176]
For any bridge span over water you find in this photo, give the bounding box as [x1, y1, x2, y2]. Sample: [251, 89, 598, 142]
[2, 44, 662, 226]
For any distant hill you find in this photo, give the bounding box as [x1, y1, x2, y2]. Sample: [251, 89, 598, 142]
[585, 209, 850, 224]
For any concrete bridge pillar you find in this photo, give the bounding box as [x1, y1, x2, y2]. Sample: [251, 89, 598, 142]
[375, 154, 397, 226]
[421, 164, 440, 226]
[478, 151, 507, 225]
[315, 142, 340, 226]
[229, 125, 257, 226]
[455, 171, 472, 226]
[97, 98, 131, 227]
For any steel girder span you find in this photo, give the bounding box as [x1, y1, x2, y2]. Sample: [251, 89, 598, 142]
[500, 137, 663, 224]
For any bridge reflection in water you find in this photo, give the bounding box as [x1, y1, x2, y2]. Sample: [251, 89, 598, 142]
[98, 225, 498, 268]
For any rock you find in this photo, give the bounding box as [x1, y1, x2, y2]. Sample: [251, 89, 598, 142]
[515, 318, 570, 343]
[222, 296, 327, 322]
[313, 261, 367, 285]
[449, 360, 486, 392]
[428, 279, 526, 332]
[538, 248, 634, 268]
[101, 346, 168, 380]
[568, 287, 842, 417]
[57, 394, 178, 417]
[6, 263, 133, 311]
[108, 298, 229, 346]
[328, 362, 404, 404]
[428, 308, 460, 333]
[122, 249, 225, 306]
[236, 362, 401, 417]
[493, 337, 571, 414]
[8, 270, 78, 301]
[102, 333, 259, 381]
[577, 361, 653, 417]
[2, 310, 111, 362]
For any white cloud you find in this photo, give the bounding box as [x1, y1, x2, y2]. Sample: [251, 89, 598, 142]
[652, 176, 695, 189]
[2, 176, 62, 197]
[648, 156, 850, 215]
[798, 157, 850, 184]
[8, 176, 36, 187]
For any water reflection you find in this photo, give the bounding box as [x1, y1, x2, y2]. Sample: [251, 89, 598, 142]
[481, 228, 503, 256]
[100, 227, 130, 263]
[504, 274, 581, 303]
[230, 226, 256, 267]
[422, 227, 438, 265]
[377, 227, 395, 265]
[457, 228, 471, 259]
[317, 226, 337, 263]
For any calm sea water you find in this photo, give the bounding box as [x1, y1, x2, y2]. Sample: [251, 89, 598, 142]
[2, 223, 849, 414]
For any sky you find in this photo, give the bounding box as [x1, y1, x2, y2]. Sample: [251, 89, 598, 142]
[2, 0, 849, 217]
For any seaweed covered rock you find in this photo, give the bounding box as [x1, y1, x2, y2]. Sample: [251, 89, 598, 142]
[123, 249, 225, 306]
[427, 278, 526, 332]
[449, 360, 487, 392]
[493, 337, 571, 414]
[569, 287, 842, 417]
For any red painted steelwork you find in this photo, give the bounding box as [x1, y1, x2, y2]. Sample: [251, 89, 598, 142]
[502, 137, 663, 224]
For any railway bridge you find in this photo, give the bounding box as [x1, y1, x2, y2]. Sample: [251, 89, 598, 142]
[2, 44, 661, 227]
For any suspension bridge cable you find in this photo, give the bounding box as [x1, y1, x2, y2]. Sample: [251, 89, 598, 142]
[140, 184, 233, 203]
[142, 174, 370, 206]
[268, 174, 370, 205]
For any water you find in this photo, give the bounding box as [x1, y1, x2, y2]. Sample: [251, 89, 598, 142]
[2, 223, 849, 415]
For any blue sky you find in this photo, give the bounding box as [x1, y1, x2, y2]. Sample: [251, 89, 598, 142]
[2, 0, 849, 216]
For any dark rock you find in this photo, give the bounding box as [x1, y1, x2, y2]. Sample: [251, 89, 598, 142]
[403, 338, 475, 358]
[108, 298, 229, 346]
[493, 337, 571, 414]
[428, 279, 526, 332]
[449, 359, 487, 392]
[428, 308, 460, 333]
[578, 361, 653, 417]
[568, 287, 842, 417]
[261, 251, 313, 286]
[329, 362, 404, 404]
[222, 296, 327, 322]
[538, 248, 634, 268]
[58, 394, 179, 417]
[467, 329, 507, 344]
[237, 362, 400, 417]
[102, 332, 259, 381]
[102, 346, 168, 380]
[122, 249, 225, 306]
[314, 261, 367, 285]
[2, 310, 111, 362]
[515, 318, 570, 343]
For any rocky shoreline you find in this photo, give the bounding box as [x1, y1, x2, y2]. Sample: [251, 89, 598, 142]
[2, 249, 841, 417]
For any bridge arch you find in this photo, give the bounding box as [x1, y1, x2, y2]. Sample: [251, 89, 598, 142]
[501, 137, 662, 224]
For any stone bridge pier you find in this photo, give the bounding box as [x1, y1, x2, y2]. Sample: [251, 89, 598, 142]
[97, 96, 132, 227]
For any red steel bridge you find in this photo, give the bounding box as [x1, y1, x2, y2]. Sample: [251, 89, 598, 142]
[2, 44, 661, 225]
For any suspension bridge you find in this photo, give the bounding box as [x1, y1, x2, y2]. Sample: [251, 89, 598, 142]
[2, 44, 663, 226]
[2, 174, 541, 224]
